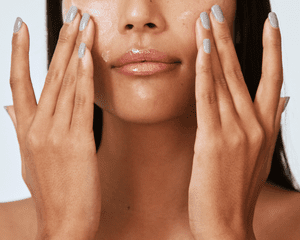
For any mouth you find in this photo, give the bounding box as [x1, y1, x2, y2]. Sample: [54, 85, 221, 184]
[111, 48, 181, 69]
[112, 61, 181, 76]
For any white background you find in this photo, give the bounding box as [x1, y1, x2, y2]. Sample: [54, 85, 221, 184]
[1, 0, 300, 203]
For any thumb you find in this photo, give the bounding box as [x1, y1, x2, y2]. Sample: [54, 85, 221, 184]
[4, 105, 17, 130]
[274, 97, 289, 138]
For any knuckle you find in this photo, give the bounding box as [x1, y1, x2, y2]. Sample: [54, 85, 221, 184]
[26, 130, 41, 150]
[74, 93, 87, 107]
[62, 74, 76, 87]
[215, 75, 228, 89]
[57, 27, 71, 45]
[225, 67, 244, 82]
[198, 91, 218, 105]
[231, 129, 247, 147]
[45, 70, 63, 86]
[218, 33, 233, 45]
[198, 64, 212, 75]
[47, 131, 63, 149]
[77, 70, 91, 80]
[250, 125, 266, 144]
[9, 76, 19, 91]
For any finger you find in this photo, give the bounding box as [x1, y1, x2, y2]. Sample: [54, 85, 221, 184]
[53, 13, 94, 133]
[7, 106, 18, 130]
[263, 97, 286, 178]
[200, 11, 238, 127]
[209, 5, 256, 123]
[195, 16, 221, 133]
[10, 19, 37, 130]
[254, 13, 283, 130]
[33, 7, 81, 125]
[71, 44, 94, 135]
[274, 97, 286, 144]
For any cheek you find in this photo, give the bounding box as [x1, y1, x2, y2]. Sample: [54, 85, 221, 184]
[172, 11, 200, 66]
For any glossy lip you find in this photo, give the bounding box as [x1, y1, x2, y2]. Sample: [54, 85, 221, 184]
[114, 62, 180, 76]
[111, 48, 181, 68]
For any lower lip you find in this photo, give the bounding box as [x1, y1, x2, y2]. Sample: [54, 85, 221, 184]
[113, 62, 180, 76]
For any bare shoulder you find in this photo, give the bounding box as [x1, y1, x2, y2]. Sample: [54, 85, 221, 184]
[254, 182, 300, 240]
[0, 197, 37, 240]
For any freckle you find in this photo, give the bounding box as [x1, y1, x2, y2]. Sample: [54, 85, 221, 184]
[127, 206, 130, 210]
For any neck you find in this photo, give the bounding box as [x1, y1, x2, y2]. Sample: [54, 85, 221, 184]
[96, 108, 197, 237]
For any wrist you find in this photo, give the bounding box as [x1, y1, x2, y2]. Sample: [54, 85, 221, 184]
[192, 226, 256, 240]
[36, 220, 98, 240]
[193, 231, 256, 240]
[36, 229, 97, 240]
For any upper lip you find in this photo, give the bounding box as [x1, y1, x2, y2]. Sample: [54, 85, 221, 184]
[111, 48, 181, 68]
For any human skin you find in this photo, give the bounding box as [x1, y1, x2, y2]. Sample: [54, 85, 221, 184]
[60, 0, 237, 239]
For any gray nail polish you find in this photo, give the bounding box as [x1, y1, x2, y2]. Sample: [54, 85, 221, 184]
[203, 39, 211, 54]
[268, 12, 279, 28]
[78, 42, 86, 59]
[283, 97, 290, 112]
[65, 5, 78, 23]
[200, 12, 210, 30]
[211, 5, 224, 23]
[13, 17, 23, 33]
[79, 13, 90, 31]
[3, 106, 9, 115]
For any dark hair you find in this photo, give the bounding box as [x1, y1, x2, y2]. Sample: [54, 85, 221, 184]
[47, 0, 299, 192]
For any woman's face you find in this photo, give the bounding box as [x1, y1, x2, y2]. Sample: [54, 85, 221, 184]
[62, 0, 237, 123]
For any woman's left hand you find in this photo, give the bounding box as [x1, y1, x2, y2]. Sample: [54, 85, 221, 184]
[188, 5, 286, 240]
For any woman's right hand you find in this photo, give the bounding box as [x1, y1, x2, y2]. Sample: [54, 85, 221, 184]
[8, 8, 101, 239]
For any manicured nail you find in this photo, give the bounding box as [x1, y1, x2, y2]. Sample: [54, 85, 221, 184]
[3, 106, 9, 115]
[13, 17, 23, 33]
[283, 97, 290, 113]
[78, 42, 86, 59]
[79, 13, 90, 31]
[65, 5, 78, 23]
[268, 12, 279, 28]
[203, 39, 211, 54]
[211, 5, 224, 23]
[200, 12, 210, 30]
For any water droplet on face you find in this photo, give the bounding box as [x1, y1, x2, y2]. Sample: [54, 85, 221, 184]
[101, 50, 111, 62]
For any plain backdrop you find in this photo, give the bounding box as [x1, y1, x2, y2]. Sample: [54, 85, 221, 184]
[1, 0, 300, 203]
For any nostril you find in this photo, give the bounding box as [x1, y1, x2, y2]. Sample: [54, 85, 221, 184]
[147, 23, 156, 28]
[125, 23, 155, 29]
[126, 24, 134, 30]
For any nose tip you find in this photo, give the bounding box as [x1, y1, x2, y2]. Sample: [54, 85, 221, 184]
[118, 2, 165, 35]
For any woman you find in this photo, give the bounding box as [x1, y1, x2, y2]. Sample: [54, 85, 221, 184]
[2, 0, 300, 239]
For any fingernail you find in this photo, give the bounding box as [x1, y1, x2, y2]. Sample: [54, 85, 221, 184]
[65, 5, 78, 23]
[3, 105, 9, 115]
[203, 39, 211, 54]
[78, 42, 86, 59]
[13, 17, 23, 33]
[283, 97, 290, 113]
[79, 13, 90, 31]
[211, 5, 224, 23]
[200, 12, 210, 30]
[268, 12, 279, 28]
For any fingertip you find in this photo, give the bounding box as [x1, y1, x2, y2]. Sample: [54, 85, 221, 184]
[268, 12, 279, 29]
[78, 44, 94, 77]
[12, 19, 30, 51]
[13, 17, 23, 34]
